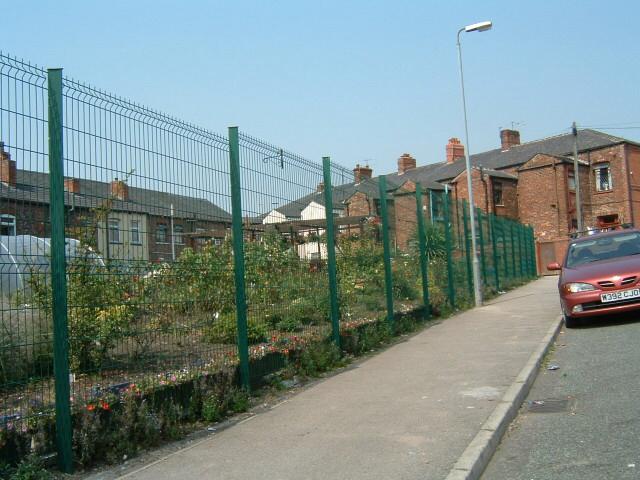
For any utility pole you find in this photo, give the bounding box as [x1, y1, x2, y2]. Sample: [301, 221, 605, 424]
[572, 122, 583, 233]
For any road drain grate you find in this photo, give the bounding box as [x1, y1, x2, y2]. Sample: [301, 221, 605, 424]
[527, 398, 572, 413]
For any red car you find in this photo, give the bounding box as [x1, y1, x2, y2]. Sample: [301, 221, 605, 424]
[548, 228, 640, 327]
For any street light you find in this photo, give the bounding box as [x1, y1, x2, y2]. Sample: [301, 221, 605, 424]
[456, 20, 492, 307]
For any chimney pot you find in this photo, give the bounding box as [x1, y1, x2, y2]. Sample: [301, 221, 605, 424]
[353, 164, 373, 184]
[398, 153, 417, 174]
[64, 177, 80, 194]
[500, 129, 521, 151]
[110, 179, 129, 201]
[446, 138, 465, 164]
[0, 143, 17, 187]
[317, 182, 324, 193]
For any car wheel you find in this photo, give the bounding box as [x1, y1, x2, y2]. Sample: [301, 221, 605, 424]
[564, 314, 579, 328]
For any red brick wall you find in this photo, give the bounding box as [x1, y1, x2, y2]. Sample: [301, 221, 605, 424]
[148, 216, 226, 262]
[626, 144, 640, 225]
[0, 200, 49, 237]
[517, 156, 569, 243]
[492, 178, 518, 219]
[453, 169, 488, 212]
[582, 144, 631, 226]
[391, 181, 430, 251]
[345, 191, 374, 216]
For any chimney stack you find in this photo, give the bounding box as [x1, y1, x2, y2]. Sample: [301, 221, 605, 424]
[397, 153, 416, 174]
[110, 178, 129, 201]
[0, 142, 17, 187]
[317, 182, 324, 193]
[64, 178, 80, 194]
[500, 129, 521, 151]
[446, 138, 465, 164]
[353, 164, 373, 184]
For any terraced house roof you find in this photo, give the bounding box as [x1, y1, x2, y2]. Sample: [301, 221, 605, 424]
[0, 170, 232, 222]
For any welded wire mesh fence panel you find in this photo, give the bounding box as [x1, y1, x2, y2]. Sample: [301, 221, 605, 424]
[390, 187, 423, 317]
[330, 170, 390, 336]
[236, 133, 352, 380]
[59, 80, 235, 409]
[62, 82, 235, 410]
[452, 199, 472, 308]
[0, 54, 53, 432]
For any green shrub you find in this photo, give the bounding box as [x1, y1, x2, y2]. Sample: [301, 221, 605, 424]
[27, 246, 136, 372]
[205, 312, 268, 345]
[275, 316, 302, 332]
[228, 388, 250, 413]
[341, 321, 392, 355]
[294, 341, 342, 377]
[0, 455, 53, 480]
[201, 396, 223, 422]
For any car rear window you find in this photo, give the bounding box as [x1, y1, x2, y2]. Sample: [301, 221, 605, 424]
[566, 232, 640, 267]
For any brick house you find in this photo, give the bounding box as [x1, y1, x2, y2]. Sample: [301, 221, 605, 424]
[0, 143, 231, 263]
[261, 157, 447, 253]
[371, 129, 640, 273]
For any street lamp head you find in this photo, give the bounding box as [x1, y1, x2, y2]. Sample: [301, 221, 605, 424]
[464, 21, 492, 33]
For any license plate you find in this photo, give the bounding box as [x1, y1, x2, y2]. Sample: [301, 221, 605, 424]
[600, 288, 640, 303]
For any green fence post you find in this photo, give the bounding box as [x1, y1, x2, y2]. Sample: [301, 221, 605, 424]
[462, 200, 473, 294]
[524, 226, 529, 277]
[415, 183, 430, 319]
[378, 175, 394, 330]
[443, 188, 456, 308]
[228, 127, 250, 391]
[501, 218, 509, 284]
[477, 209, 487, 287]
[530, 227, 538, 277]
[510, 221, 517, 280]
[47, 68, 73, 473]
[489, 214, 500, 292]
[517, 223, 524, 279]
[322, 157, 341, 348]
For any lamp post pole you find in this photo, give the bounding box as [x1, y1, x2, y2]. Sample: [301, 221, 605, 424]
[456, 21, 492, 307]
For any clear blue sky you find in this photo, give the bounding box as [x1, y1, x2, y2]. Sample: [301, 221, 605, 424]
[4, 0, 640, 175]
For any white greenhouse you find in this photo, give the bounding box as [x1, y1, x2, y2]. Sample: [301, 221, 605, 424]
[0, 235, 104, 297]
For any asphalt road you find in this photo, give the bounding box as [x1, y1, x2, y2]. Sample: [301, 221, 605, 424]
[482, 311, 640, 480]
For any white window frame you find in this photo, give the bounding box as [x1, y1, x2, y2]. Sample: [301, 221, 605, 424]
[493, 181, 504, 207]
[130, 219, 141, 245]
[173, 224, 184, 245]
[156, 223, 168, 244]
[594, 163, 612, 192]
[108, 218, 121, 244]
[567, 169, 576, 191]
[0, 214, 16, 236]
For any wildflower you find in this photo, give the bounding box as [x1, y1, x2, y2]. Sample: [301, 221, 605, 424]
[87, 404, 96, 412]
[101, 402, 110, 411]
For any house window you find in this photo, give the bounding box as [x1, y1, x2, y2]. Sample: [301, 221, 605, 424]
[156, 223, 168, 243]
[430, 191, 445, 222]
[597, 214, 619, 228]
[173, 224, 184, 245]
[130, 219, 141, 245]
[108, 218, 121, 243]
[213, 238, 223, 246]
[594, 163, 612, 191]
[194, 227, 207, 246]
[0, 215, 16, 236]
[567, 169, 576, 191]
[493, 182, 504, 206]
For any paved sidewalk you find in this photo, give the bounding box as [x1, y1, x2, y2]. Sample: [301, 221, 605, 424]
[107, 277, 560, 480]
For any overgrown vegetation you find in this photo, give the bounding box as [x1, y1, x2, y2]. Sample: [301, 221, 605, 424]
[1, 214, 533, 474]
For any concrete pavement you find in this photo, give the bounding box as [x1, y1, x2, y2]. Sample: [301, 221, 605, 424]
[94, 276, 561, 480]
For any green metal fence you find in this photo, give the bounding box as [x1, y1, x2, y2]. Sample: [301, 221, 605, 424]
[0, 52, 538, 472]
